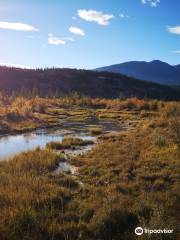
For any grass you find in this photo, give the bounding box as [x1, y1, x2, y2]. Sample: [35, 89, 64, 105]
[0, 148, 74, 239]
[75, 119, 179, 239]
[90, 127, 103, 136]
[0, 93, 161, 135]
[46, 137, 94, 150]
[152, 134, 167, 147]
[1, 147, 60, 174]
[0, 97, 179, 239]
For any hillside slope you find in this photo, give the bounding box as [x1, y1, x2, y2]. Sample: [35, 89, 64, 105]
[0, 66, 180, 100]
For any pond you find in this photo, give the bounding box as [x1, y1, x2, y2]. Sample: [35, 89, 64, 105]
[0, 118, 121, 160]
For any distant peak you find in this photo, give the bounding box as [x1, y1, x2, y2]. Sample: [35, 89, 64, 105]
[150, 60, 169, 65]
[150, 60, 162, 63]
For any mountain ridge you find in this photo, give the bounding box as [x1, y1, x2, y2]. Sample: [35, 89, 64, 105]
[95, 60, 180, 86]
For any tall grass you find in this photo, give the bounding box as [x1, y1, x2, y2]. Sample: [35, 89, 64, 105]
[0, 94, 179, 239]
[0, 93, 161, 122]
[0, 148, 74, 240]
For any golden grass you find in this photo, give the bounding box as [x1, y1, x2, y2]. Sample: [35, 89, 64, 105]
[0, 95, 179, 239]
[90, 127, 103, 136]
[46, 137, 94, 150]
[0, 93, 164, 135]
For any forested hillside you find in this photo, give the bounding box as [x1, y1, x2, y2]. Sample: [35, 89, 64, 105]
[0, 66, 180, 100]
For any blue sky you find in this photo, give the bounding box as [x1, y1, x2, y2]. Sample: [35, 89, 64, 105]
[0, 0, 179, 69]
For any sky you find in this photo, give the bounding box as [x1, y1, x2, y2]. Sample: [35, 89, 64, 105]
[0, 0, 180, 69]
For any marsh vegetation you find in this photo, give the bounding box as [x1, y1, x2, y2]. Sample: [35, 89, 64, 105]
[46, 137, 94, 150]
[0, 93, 179, 239]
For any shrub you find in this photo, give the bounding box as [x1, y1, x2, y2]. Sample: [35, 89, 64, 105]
[32, 97, 46, 113]
[169, 117, 180, 145]
[162, 102, 180, 118]
[5, 111, 23, 121]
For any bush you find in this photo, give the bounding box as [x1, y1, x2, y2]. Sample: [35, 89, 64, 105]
[169, 117, 180, 145]
[162, 102, 180, 118]
[5, 111, 23, 121]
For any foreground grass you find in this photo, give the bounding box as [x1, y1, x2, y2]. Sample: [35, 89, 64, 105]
[0, 100, 179, 239]
[0, 149, 73, 239]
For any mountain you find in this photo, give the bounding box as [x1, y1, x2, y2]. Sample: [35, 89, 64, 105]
[174, 64, 180, 70]
[0, 66, 180, 100]
[96, 60, 180, 85]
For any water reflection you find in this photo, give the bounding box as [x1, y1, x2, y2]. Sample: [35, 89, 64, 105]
[0, 119, 120, 160]
[0, 132, 64, 160]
